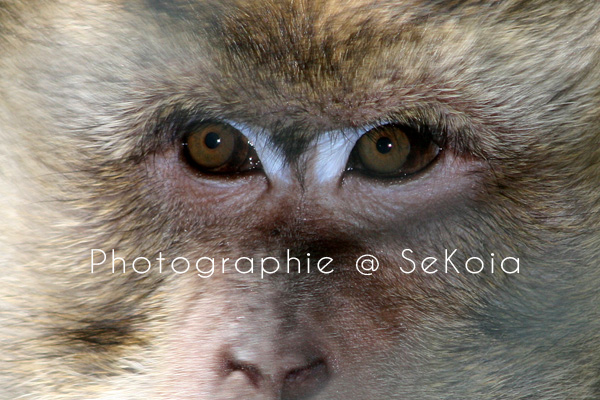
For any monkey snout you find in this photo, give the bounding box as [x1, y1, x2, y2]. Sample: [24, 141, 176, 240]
[218, 339, 331, 399]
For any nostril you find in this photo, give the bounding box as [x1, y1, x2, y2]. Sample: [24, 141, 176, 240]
[284, 358, 328, 386]
[223, 358, 264, 388]
[281, 358, 330, 400]
[219, 349, 330, 398]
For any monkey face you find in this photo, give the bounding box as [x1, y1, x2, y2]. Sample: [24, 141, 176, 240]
[0, 1, 599, 399]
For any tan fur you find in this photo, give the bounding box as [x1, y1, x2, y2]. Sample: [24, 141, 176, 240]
[0, 1, 599, 399]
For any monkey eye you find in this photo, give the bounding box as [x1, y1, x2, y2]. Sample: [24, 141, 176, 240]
[183, 122, 262, 174]
[347, 124, 440, 178]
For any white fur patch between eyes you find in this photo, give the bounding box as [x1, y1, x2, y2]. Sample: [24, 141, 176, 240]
[228, 121, 373, 184]
[311, 127, 373, 183]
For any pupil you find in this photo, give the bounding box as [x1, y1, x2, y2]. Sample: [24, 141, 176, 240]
[204, 132, 221, 149]
[376, 137, 393, 154]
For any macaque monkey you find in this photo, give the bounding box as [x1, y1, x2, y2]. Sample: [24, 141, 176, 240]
[0, 1, 599, 399]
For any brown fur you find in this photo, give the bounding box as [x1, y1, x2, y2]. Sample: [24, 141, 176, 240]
[0, 0, 599, 399]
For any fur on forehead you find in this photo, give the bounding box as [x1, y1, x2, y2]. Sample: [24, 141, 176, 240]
[186, 0, 450, 133]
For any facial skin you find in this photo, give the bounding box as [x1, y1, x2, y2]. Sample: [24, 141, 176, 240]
[0, 1, 599, 399]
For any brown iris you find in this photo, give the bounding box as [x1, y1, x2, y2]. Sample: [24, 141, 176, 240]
[350, 124, 440, 178]
[183, 122, 261, 174]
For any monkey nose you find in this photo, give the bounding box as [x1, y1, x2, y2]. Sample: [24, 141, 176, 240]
[220, 346, 331, 399]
